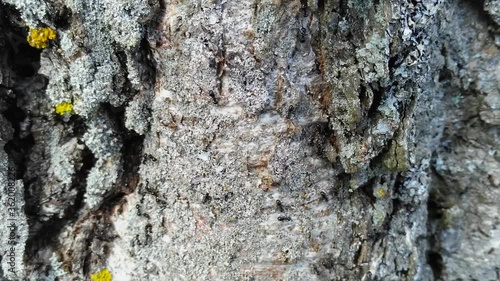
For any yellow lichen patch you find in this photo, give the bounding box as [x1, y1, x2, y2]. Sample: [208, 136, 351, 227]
[377, 188, 386, 198]
[55, 101, 73, 115]
[27, 27, 56, 49]
[90, 268, 112, 281]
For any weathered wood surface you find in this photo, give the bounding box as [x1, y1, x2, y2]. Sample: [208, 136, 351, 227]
[0, 0, 499, 280]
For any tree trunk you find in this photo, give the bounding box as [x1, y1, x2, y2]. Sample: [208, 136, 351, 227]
[0, 0, 499, 280]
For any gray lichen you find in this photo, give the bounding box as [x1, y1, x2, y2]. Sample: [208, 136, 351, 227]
[82, 114, 122, 208]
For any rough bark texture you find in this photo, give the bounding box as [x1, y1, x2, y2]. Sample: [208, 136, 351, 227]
[0, 0, 499, 280]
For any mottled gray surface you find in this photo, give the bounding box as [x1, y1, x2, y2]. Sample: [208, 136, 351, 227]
[0, 0, 499, 280]
[428, 1, 500, 280]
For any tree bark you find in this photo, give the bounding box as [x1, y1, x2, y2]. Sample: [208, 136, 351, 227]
[0, 0, 499, 280]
